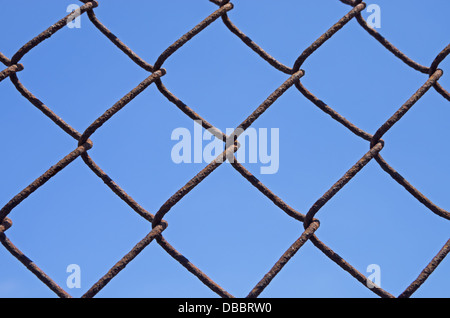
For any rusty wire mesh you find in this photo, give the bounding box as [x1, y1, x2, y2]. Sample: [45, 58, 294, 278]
[0, 0, 449, 298]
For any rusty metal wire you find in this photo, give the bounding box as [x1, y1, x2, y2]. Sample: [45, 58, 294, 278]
[1, 0, 449, 298]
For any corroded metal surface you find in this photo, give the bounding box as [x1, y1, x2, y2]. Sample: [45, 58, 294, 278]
[0, 0, 448, 298]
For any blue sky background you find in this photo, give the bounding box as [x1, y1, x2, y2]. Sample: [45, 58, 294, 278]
[0, 0, 449, 298]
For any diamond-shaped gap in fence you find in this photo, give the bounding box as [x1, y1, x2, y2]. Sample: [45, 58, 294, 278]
[221, 0, 351, 67]
[94, 0, 221, 62]
[307, 158, 450, 297]
[86, 83, 223, 216]
[152, 15, 288, 129]
[154, 162, 308, 297]
[87, 234, 227, 298]
[296, 18, 430, 135]
[248, 234, 380, 298]
[6, 15, 151, 132]
[239, 86, 368, 214]
[1, 157, 152, 298]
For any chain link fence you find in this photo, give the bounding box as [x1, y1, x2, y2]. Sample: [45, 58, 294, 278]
[0, 0, 448, 298]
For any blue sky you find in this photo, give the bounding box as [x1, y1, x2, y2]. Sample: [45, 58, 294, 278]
[0, 0, 449, 298]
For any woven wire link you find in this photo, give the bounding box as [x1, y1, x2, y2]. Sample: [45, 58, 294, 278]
[0, 0, 449, 298]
